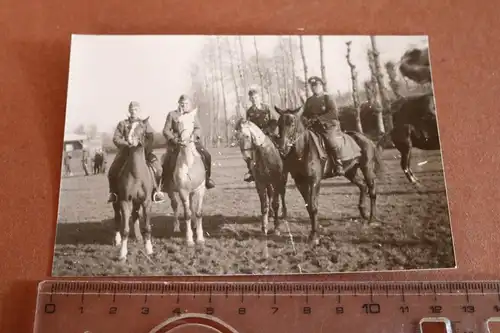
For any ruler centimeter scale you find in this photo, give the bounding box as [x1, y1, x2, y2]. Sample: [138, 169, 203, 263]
[33, 280, 500, 333]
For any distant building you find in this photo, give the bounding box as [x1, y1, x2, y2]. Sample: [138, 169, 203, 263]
[63, 133, 87, 152]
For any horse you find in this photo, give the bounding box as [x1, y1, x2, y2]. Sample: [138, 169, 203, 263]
[163, 108, 207, 246]
[93, 151, 105, 174]
[275, 106, 385, 246]
[113, 118, 155, 260]
[236, 119, 287, 236]
[399, 47, 431, 84]
[379, 93, 439, 184]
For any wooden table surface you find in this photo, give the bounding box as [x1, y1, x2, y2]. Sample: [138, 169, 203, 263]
[1, 1, 499, 332]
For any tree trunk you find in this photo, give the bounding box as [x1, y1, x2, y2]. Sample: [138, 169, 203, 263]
[225, 37, 243, 119]
[385, 61, 402, 99]
[253, 37, 265, 98]
[216, 37, 230, 146]
[299, 35, 309, 98]
[278, 37, 289, 108]
[346, 41, 363, 133]
[288, 36, 298, 105]
[210, 41, 220, 147]
[370, 36, 393, 132]
[367, 50, 385, 135]
[319, 35, 327, 92]
[237, 36, 249, 109]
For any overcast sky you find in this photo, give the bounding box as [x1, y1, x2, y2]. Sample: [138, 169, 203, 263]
[64, 34, 429, 134]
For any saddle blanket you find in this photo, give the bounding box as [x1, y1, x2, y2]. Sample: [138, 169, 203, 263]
[309, 130, 361, 162]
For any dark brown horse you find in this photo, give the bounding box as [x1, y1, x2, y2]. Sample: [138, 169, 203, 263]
[275, 106, 385, 245]
[379, 93, 439, 184]
[113, 118, 156, 260]
[399, 47, 431, 84]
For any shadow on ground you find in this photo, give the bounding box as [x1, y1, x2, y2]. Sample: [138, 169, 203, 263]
[54, 214, 265, 246]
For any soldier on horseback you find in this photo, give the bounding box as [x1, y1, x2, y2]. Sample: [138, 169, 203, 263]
[242, 88, 280, 182]
[161, 94, 216, 190]
[302, 76, 360, 178]
[107, 101, 165, 204]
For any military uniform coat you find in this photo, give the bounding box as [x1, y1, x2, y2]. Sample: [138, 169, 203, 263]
[245, 103, 279, 136]
[162, 109, 202, 149]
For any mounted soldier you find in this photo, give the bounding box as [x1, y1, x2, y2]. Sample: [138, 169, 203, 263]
[302, 76, 361, 178]
[107, 101, 165, 204]
[162, 94, 215, 190]
[240, 88, 280, 182]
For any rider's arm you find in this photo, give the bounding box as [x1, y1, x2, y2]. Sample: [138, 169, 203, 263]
[162, 112, 176, 143]
[193, 114, 202, 141]
[112, 121, 129, 149]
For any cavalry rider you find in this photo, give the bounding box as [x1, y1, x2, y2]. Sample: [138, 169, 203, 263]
[161, 94, 215, 190]
[107, 101, 165, 204]
[241, 88, 280, 183]
[302, 76, 360, 178]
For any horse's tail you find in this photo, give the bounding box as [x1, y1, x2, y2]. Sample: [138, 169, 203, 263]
[347, 131, 386, 180]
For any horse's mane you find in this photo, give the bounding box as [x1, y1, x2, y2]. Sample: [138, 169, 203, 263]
[239, 120, 268, 147]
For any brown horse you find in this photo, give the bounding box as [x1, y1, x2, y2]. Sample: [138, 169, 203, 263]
[275, 106, 385, 245]
[379, 93, 439, 184]
[113, 118, 155, 260]
[236, 119, 287, 235]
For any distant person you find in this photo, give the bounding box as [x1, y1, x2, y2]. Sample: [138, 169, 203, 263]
[63, 150, 73, 176]
[81, 148, 90, 176]
[162, 94, 215, 190]
[106, 101, 164, 203]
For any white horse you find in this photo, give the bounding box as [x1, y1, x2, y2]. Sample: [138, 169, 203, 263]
[165, 108, 207, 246]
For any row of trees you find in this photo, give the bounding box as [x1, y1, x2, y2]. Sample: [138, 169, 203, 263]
[189, 36, 431, 147]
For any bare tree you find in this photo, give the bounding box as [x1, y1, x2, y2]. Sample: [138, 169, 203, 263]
[385, 61, 402, 99]
[253, 37, 265, 98]
[319, 35, 328, 92]
[299, 35, 309, 98]
[288, 36, 298, 105]
[367, 50, 385, 135]
[216, 37, 230, 146]
[225, 37, 243, 118]
[370, 36, 393, 131]
[237, 36, 249, 109]
[346, 41, 363, 133]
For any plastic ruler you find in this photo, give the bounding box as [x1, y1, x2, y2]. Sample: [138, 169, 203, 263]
[33, 280, 500, 333]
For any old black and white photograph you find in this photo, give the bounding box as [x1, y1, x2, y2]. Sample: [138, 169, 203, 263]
[52, 34, 455, 276]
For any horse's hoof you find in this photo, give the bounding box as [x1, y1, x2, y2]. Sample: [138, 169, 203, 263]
[196, 239, 205, 245]
[308, 236, 320, 247]
[117, 255, 127, 263]
[186, 240, 195, 247]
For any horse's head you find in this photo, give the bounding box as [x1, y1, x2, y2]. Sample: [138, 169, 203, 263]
[177, 108, 198, 147]
[274, 105, 303, 157]
[127, 117, 150, 148]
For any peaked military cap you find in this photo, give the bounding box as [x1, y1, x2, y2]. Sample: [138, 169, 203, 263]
[248, 88, 259, 96]
[307, 76, 324, 85]
[178, 94, 190, 103]
[129, 101, 141, 109]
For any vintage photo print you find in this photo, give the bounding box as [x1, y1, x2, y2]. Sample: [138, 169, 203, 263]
[52, 34, 455, 276]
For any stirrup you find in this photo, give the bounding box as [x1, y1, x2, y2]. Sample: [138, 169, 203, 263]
[152, 191, 165, 203]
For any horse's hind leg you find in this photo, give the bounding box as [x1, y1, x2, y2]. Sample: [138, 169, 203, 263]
[270, 185, 281, 236]
[346, 167, 368, 221]
[192, 187, 206, 245]
[132, 205, 142, 243]
[112, 202, 122, 247]
[394, 128, 418, 184]
[361, 164, 378, 223]
[168, 191, 180, 233]
[142, 201, 153, 255]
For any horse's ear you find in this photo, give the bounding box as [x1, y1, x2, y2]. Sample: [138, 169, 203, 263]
[274, 106, 284, 115]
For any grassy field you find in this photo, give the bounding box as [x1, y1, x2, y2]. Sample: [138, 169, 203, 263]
[52, 147, 455, 276]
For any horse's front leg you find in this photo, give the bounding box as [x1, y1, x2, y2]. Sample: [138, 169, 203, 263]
[308, 179, 321, 246]
[132, 205, 142, 244]
[346, 168, 368, 221]
[191, 187, 206, 245]
[112, 202, 122, 247]
[142, 201, 153, 255]
[179, 190, 194, 246]
[118, 201, 132, 261]
[256, 182, 269, 235]
[280, 172, 288, 220]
